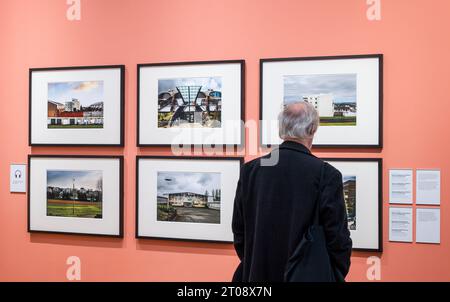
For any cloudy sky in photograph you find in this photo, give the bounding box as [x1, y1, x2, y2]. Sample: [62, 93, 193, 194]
[47, 170, 102, 190]
[343, 175, 356, 183]
[158, 77, 222, 94]
[157, 171, 221, 196]
[284, 73, 356, 104]
[48, 80, 104, 106]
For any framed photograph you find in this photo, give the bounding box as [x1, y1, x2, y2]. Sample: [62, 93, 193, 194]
[28, 155, 123, 237]
[136, 156, 243, 242]
[323, 158, 382, 252]
[138, 60, 244, 146]
[29, 65, 125, 146]
[260, 54, 383, 148]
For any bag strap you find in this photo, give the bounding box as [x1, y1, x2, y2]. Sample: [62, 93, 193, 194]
[313, 162, 325, 226]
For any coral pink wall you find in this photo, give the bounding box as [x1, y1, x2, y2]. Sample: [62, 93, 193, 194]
[1, 0, 449, 281]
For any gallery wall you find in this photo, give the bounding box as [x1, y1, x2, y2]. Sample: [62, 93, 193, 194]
[1, 0, 449, 281]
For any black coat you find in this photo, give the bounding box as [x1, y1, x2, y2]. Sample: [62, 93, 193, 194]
[232, 140, 352, 282]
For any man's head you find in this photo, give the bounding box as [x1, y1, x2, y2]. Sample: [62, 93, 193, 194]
[278, 101, 319, 150]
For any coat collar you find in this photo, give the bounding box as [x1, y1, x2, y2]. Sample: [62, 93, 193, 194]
[278, 140, 312, 155]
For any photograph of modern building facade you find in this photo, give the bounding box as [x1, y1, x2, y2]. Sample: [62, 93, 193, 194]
[46, 170, 103, 219]
[157, 77, 222, 128]
[47, 81, 104, 128]
[157, 171, 221, 224]
[343, 175, 356, 230]
[284, 74, 357, 126]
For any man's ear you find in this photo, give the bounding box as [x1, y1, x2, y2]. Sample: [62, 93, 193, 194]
[306, 124, 315, 137]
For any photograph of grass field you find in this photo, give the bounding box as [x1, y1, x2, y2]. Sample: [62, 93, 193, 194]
[47, 170, 103, 219]
[47, 124, 103, 129]
[47, 200, 102, 218]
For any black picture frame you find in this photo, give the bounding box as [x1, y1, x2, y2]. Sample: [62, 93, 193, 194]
[135, 155, 244, 243]
[321, 157, 383, 252]
[260, 54, 383, 149]
[27, 155, 124, 238]
[29, 65, 125, 147]
[137, 60, 245, 148]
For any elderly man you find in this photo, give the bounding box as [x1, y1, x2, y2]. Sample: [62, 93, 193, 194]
[232, 101, 352, 282]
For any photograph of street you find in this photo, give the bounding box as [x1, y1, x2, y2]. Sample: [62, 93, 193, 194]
[284, 73, 357, 126]
[343, 175, 356, 230]
[47, 81, 104, 128]
[157, 171, 221, 224]
[157, 77, 222, 128]
[46, 170, 103, 219]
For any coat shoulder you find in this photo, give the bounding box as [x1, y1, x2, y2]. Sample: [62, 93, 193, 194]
[240, 157, 261, 173]
[321, 161, 343, 184]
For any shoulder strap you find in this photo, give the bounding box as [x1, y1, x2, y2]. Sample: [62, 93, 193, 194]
[313, 162, 325, 226]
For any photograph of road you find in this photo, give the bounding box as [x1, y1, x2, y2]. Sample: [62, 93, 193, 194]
[46, 170, 103, 219]
[284, 73, 357, 126]
[157, 77, 222, 128]
[157, 171, 221, 224]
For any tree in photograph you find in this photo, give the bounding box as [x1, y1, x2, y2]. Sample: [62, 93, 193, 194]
[62, 190, 71, 200]
[96, 179, 103, 202]
[213, 189, 221, 201]
[78, 188, 87, 201]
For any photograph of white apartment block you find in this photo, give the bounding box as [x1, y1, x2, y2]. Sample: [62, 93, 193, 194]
[303, 94, 334, 117]
[284, 74, 357, 126]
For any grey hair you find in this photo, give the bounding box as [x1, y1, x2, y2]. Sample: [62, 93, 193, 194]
[278, 101, 319, 141]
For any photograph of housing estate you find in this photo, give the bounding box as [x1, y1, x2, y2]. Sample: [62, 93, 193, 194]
[343, 175, 356, 230]
[46, 170, 103, 219]
[157, 77, 222, 128]
[47, 81, 104, 128]
[284, 74, 357, 126]
[156, 171, 221, 224]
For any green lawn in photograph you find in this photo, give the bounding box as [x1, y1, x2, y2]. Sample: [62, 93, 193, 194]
[48, 124, 103, 129]
[158, 112, 174, 128]
[320, 121, 357, 126]
[157, 204, 177, 221]
[47, 200, 102, 218]
[320, 116, 356, 126]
